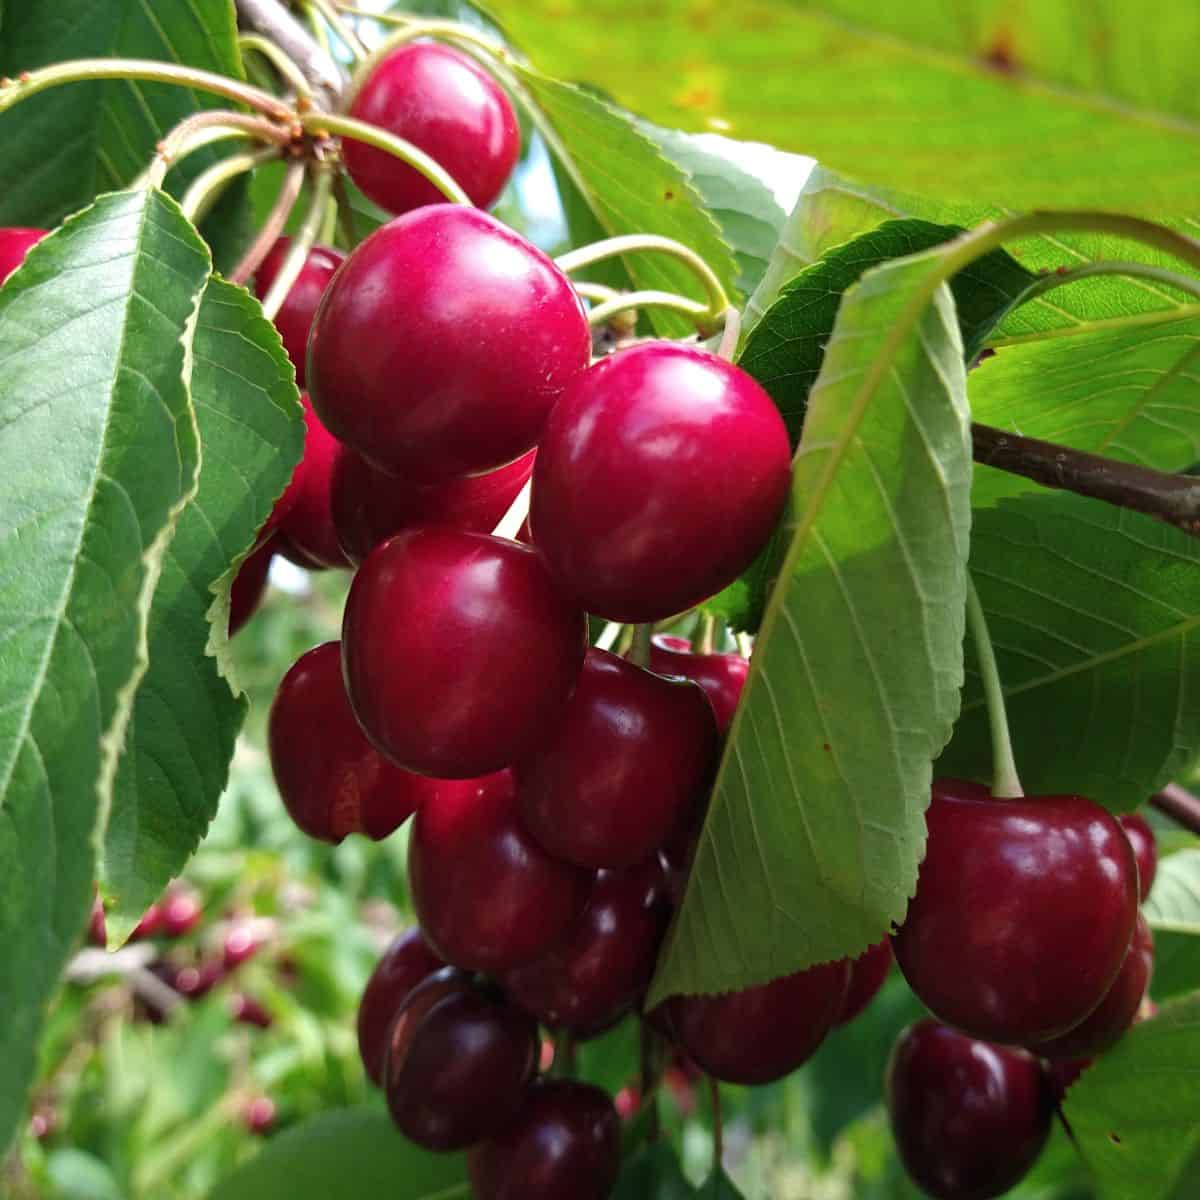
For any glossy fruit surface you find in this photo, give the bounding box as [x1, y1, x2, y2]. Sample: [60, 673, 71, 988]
[1119, 812, 1158, 900]
[667, 959, 850, 1085]
[268, 641, 436, 842]
[331, 445, 534, 565]
[345, 42, 519, 215]
[531, 343, 792, 621]
[409, 770, 589, 971]
[649, 633, 749, 735]
[887, 1019, 1052, 1200]
[892, 779, 1139, 1044]
[253, 237, 344, 387]
[342, 530, 586, 777]
[228, 535, 275, 635]
[308, 206, 589, 480]
[836, 938, 894, 1026]
[468, 1079, 621, 1200]
[0, 227, 46, 284]
[161, 887, 201, 938]
[517, 648, 718, 868]
[273, 393, 348, 569]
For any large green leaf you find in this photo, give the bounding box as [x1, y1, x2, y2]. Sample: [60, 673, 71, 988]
[649, 248, 973, 1003]
[1145, 849, 1200, 935]
[0, 0, 244, 226]
[102, 278, 304, 942]
[0, 188, 210, 1152]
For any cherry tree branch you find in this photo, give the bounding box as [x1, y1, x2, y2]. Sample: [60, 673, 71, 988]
[234, 0, 344, 104]
[1151, 783, 1200, 836]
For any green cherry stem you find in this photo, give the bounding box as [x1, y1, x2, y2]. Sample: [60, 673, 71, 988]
[572, 281, 621, 305]
[715, 306, 742, 360]
[1015, 259, 1200, 309]
[260, 164, 334, 320]
[708, 1075, 724, 1175]
[229, 158, 307, 285]
[585, 289, 716, 336]
[965, 575, 1023, 799]
[696, 610, 717, 655]
[180, 145, 282, 224]
[628, 623, 654, 668]
[140, 110, 294, 190]
[238, 34, 315, 102]
[491, 480, 532, 541]
[307, 0, 369, 61]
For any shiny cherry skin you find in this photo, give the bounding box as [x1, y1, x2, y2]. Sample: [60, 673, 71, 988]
[1119, 812, 1157, 900]
[253, 237, 344, 388]
[409, 770, 590, 972]
[531, 343, 792, 622]
[357, 927, 445, 1086]
[0, 227, 46, 284]
[468, 1079, 621, 1200]
[517, 648, 718, 869]
[228, 535, 275, 635]
[160, 887, 202, 939]
[342, 529, 586, 778]
[273, 393, 348, 569]
[648, 633, 749, 735]
[1029, 913, 1153, 1061]
[836, 937, 894, 1027]
[308, 205, 589, 480]
[887, 1020, 1053, 1200]
[892, 778, 1139, 1045]
[330, 445, 535, 565]
[667, 959, 850, 1085]
[502, 857, 672, 1034]
[268, 642, 440, 842]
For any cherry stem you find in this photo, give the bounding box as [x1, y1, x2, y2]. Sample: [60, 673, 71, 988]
[307, 0, 369, 61]
[1151, 783, 1200, 837]
[715, 306, 741, 360]
[735, 632, 754, 659]
[1016, 259, 1200, 309]
[585, 289, 716, 336]
[491, 479, 531, 541]
[238, 34, 315, 101]
[181, 146, 282, 224]
[628, 624, 653, 667]
[140, 110, 293, 190]
[260, 165, 334, 320]
[572, 281, 621, 305]
[551, 1030, 577, 1078]
[593, 622, 625, 652]
[229, 159, 307, 285]
[965, 575, 1023, 799]
[697, 611, 717, 655]
[707, 1075, 724, 1174]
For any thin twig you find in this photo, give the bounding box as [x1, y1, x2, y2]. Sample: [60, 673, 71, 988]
[234, 0, 343, 103]
[1151, 783, 1200, 836]
[229, 158, 306, 284]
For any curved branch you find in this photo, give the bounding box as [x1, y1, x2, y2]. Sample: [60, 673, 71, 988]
[235, 0, 344, 105]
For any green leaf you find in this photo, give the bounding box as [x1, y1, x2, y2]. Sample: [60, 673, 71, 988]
[649, 248, 972, 1003]
[102, 278, 304, 942]
[938, 496, 1200, 811]
[0, 188, 210, 1153]
[0, 0, 245, 226]
[1145, 849, 1200, 935]
[208, 1109, 469, 1200]
[1064, 995, 1200, 1200]
[696, 1168, 746, 1198]
[613, 1143, 696, 1200]
[1151, 931, 1200, 1003]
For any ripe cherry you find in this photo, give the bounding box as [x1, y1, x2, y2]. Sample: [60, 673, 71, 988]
[229, 993, 272, 1029]
[892, 778, 1139, 1044]
[648, 633, 749, 735]
[228, 535, 275, 635]
[836, 937, 894, 1026]
[531, 343, 792, 622]
[468, 1079, 621, 1200]
[0, 227, 46, 284]
[242, 1096, 277, 1136]
[223, 921, 265, 971]
[342, 529, 586, 778]
[253, 237, 344, 388]
[269, 642, 436, 842]
[1119, 812, 1157, 900]
[667, 959, 850, 1085]
[308, 205, 589, 480]
[517, 648, 718, 869]
[161, 886, 202, 938]
[409, 770, 589, 971]
[87, 896, 107, 948]
[129, 904, 164, 941]
[887, 1020, 1052, 1200]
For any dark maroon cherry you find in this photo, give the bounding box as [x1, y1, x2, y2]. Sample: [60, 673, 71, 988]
[345, 42, 519, 215]
[273, 393, 348, 569]
[229, 535, 275, 635]
[1045, 1056, 1090, 1102]
[1029, 913, 1153, 1061]
[517, 648, 718, 869]
[308, 205, 589, 480]
[342, 529, 586, 778]
[253, 237, 345, 388]
[892, 778, 1139, 1044]
[129, 904, 164, 941]
[161, 886, 202, 939]
[269, 642, 436, 842]
[648, 633, 749, 735]
[667, 959, 850, 1085]
[87, 896, 107, 948]
[836, 937, 893, 1027]
[468, 1079, 621, 1200]
[0, 227, 46, 285]
[887, 1020, 1053, 1200]
[229, 993, 273, 1028]
[173, 960, 224, 999]
[357, 927, 445, 1086]
[1120, 812, 1157, 900]
[330, 444, 535, 565]
[502, 857, 671, 1034]
[531, 343, 792, 622]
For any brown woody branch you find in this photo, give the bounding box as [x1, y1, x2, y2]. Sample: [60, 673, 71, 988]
[1151, 783, 1200, 836]
[235, 0, 344, 105]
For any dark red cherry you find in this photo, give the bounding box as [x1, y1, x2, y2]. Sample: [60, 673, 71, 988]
[173, 960, 224, 999]
[502, 857, 671, 1034]
[409, 770, 589, 972]
[161, 886, 202, 938]
[1119, 812, 1157, 900]
[228, 535, 275, 635]
[129, 904, 163, 941]
[344, 42, 519, 215]
[342, 529, 586, 778]
[667, 959, 850, 1085]
[357, 927, 445, 1086]
[468, 1079, 621, 1200]
[836, 937, 894, 1026]
[892, 778, 1139, 1044]
[253, 237, 344, 388]
[887, 1020, 1053, 1200]
[330, 445, 534, 565]
[268, 642, 436, 842]
[308, 205, 589, 480]
[1046, 1057, 1090, 1102]
[229, 993, 272, 1028]
[0, 227, 46, 284]
[87, 896, 107, 947]
[517, 648, 718, 869]
[648, 633, 749, 735]
[1029, 913, 1153, 1061]
[531, 343, 792, 622]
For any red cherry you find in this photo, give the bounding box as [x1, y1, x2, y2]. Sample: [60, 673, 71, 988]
[1119, 812, 1157, 900]
[892, 779, 1139, 1044]
[173, 960, 224, 999]
[530, 343, 792, 622]
[229, 993, 273, 1029]
[1046, 1057, 1090, 1102]
[88, 896, 107, 948]
[228, 535, 275, 635]
[161, 887, 202, 938]
[129, 904, 164, 941]
[308, 205, 589, 480]
[342, 530, 586, 778]
[836, 937, 894, 1026]
[887, 1020, 1053, 1200]
[242, 1096, 277, 1136]
[345, 42, 519, 215]
[468, 1079, 621, 1200]
[330, 445, 534, 565]
[409, 770, 590, 972]
[223, 922, 265, 971]
[648, 633, 749, 735]
[517, 648, 718, 869]
[253, 237, 344, 388]
[667, 959, 850, 1085]
[0, 227, 46, 284]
